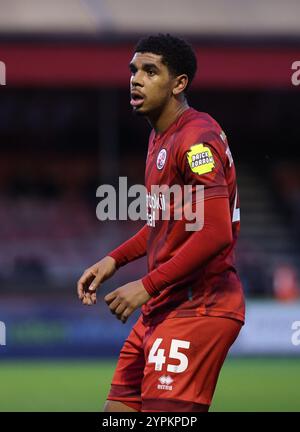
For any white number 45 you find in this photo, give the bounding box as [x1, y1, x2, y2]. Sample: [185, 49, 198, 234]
[148, 338, 190, 373]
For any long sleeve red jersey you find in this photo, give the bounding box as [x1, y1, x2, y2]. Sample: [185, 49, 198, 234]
[109, 108, 245, 325]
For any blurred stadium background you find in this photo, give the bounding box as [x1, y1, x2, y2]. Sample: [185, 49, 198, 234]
[0, 0, 300, 412]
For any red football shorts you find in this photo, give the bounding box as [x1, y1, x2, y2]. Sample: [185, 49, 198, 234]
[107, 314, 242, 412]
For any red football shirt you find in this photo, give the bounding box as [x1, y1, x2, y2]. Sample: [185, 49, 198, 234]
[110, 107, 245, 325]
[142, 108, 244, 323]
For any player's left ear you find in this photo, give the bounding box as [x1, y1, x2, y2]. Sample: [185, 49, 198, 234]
[172, 74, 188, 96]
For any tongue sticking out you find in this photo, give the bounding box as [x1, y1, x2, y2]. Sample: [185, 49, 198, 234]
[130, 97, 144, 107]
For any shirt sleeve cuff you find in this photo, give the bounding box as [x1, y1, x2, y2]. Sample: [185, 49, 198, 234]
[107, 250, 127, 269]
[141, 273, 162, 297]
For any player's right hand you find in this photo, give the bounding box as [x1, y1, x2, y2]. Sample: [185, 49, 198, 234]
[77, 256, 117, 306]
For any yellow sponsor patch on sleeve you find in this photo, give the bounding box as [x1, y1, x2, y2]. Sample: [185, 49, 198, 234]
[187, 143, 215, 175]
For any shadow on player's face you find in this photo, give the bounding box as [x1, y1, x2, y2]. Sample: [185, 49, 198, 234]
[129, 52, 175, 117]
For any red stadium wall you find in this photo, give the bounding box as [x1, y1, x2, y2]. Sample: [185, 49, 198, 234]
[0, 43, 299, 88]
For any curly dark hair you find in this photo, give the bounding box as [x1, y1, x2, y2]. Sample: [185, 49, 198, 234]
[134, 34, 197, 91]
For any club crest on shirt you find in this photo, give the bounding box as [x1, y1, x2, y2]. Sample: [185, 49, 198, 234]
[156, 148, 167, 170]
[187, 143, 215, 175]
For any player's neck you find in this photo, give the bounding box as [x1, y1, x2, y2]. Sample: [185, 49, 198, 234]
[149, 98, 189, 136]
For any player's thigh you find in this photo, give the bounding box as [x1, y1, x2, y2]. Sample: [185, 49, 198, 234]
[141, 315, 242, 412]
[106, 315, 145, 411]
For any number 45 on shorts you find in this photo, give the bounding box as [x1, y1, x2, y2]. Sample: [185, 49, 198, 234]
[148, 338, 190, 373]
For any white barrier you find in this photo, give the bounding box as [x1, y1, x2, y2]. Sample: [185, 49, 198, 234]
[0, 321, 6, 346]
[230, 300, 300, 355]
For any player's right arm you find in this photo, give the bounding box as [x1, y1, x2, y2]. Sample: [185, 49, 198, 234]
[107, 223, 148, 268]
[77, 224, 148, 305]
[77, 255, 117, 305]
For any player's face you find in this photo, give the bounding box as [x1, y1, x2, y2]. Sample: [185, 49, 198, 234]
[129, 52, 175, 116]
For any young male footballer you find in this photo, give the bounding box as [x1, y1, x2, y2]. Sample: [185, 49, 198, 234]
[77, 34, 245, 412]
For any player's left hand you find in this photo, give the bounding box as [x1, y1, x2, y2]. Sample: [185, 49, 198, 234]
[104, 280, 151, 324]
